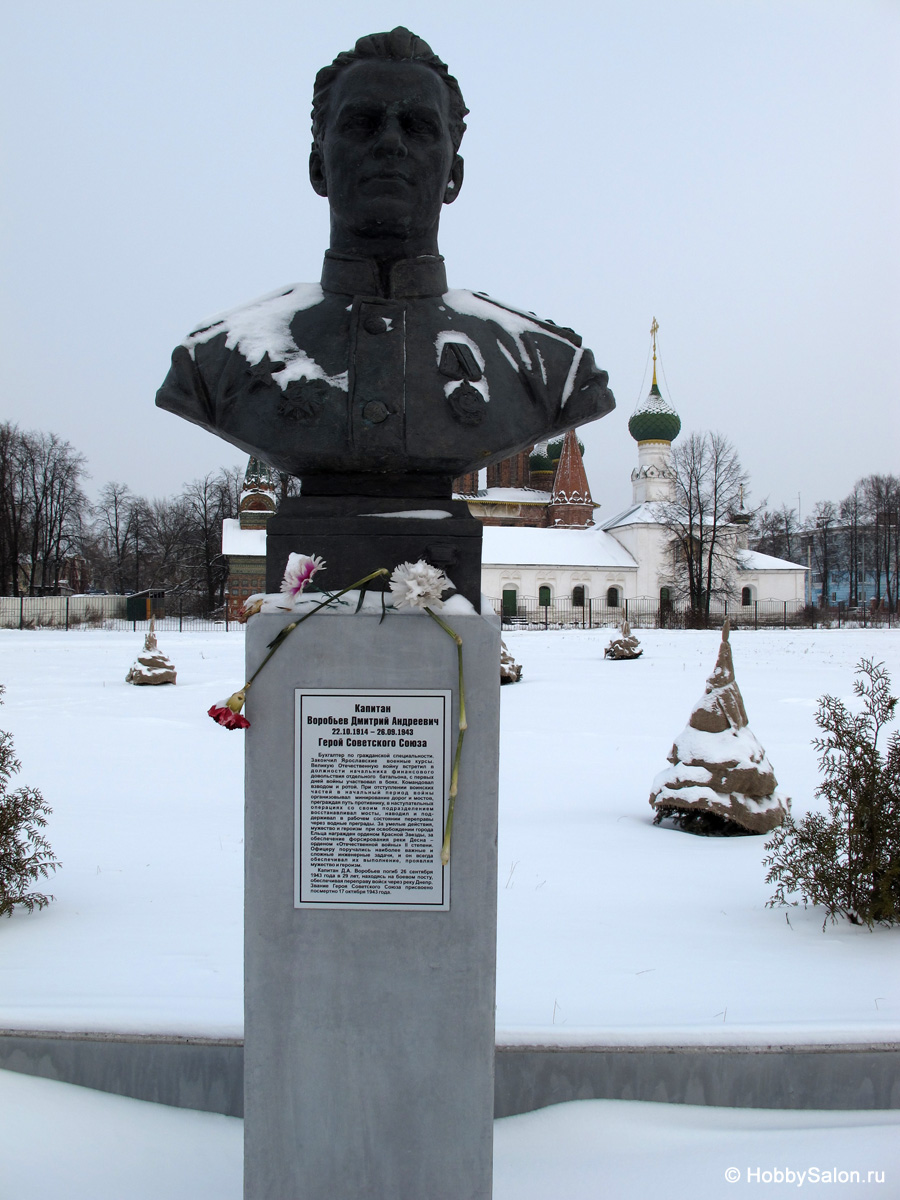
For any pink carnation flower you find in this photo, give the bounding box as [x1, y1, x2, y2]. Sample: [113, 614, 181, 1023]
[280, 553, 326, 600]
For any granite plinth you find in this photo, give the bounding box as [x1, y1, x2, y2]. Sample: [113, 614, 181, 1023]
[244, 606, 500, 1199]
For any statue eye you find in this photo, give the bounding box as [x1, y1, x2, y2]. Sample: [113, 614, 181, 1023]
[342, 111, 379, 135]
[403, 114, 438, 138]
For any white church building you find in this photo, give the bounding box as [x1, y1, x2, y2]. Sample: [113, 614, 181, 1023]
[477, 345, 806, 620]
[223, 331, 806, 620]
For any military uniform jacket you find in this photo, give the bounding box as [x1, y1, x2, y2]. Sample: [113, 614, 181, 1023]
[156, 253, 615, 482]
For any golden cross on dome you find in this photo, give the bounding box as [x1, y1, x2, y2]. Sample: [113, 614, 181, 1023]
[650, 317, 659, 387]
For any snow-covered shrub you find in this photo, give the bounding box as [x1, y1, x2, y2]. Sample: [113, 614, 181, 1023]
[764, 658, 900, 927]
[500, 639, 523, 684]
[604, 621, 642, 660]
[0, 686, 59, 916]
[650, 622, 788, 834]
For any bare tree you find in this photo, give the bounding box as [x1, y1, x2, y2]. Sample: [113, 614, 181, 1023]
[0, 427, 87, 595]
[277, 472, 301, 504]
[839, 482, 866, 608]
[181, 470, 240, 613]
[752, 505, 781, 558]
[23, 432, 87, 594]
[752, 503, 799, 561]
[218, 464, 245, 516]
[805, 501, 838, 607]
[91, 482, 140, 593]
[140, 496, 191, 590]
[860, 475, 900, 612]
[86, 466, 244, 609]
[654, 431, 750, 623]
[889, 480, 900, 613]
[778, 503, 800, 563]
[0, 424, 31, 595]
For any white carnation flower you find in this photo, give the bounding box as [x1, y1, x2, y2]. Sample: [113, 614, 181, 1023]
[389, 560, 448, 611]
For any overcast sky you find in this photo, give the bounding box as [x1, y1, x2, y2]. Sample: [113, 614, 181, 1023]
[2, 0, 897, 522]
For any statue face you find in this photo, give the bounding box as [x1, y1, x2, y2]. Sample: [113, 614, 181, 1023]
[310, 59, 463, 249]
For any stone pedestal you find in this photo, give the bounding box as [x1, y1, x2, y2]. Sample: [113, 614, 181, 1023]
[265, 495, 485, 611]
[244, 606, 500, 1199]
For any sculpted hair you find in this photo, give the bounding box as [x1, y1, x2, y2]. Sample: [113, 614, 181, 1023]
[312, 26, 469, 152]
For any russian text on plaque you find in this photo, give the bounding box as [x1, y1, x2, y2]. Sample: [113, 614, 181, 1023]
[295, 689, 452, 910]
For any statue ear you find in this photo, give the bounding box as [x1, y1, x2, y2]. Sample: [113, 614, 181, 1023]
[443, 155, 464, 205]
[309, 147, 328, 198]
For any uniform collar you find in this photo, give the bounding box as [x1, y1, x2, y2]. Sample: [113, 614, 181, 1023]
[321, 251, 448, 299]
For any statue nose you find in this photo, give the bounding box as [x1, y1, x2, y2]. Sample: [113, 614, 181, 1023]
[373, 120, 408, 157]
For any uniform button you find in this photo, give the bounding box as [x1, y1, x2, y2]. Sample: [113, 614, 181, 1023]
[362, 400, 390, 423]
[363, 316, 390, 335]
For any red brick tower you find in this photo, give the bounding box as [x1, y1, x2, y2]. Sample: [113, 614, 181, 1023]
[547, 429, 595, 527]
[485, 448, 532, 490]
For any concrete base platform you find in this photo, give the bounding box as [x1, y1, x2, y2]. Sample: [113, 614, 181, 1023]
[0, 1030, 244, 1115]
[2, 1031, 898, 1117]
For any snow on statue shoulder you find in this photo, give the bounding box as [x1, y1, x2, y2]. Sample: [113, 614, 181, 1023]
[156, 270, 613, 482]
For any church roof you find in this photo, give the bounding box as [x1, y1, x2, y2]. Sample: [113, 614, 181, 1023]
[737, 549, 807, 572]
[550, 428, 594, 508]
[482, 525, 637, 569]
[627, 380, 682, 444]
[454, 487, 552, 504]
[222, 518, 266, 557]
[528, 437, 565, 472]
[601, 509, 807, 574]
[602, 502, 660, 530]
[241, 456, 278, 498]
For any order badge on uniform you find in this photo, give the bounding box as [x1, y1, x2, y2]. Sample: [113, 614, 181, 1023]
[294, 689, 452, 910]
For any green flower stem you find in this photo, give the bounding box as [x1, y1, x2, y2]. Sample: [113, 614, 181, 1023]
[240, 568, 390, 698]
[425, 607, 466, 866]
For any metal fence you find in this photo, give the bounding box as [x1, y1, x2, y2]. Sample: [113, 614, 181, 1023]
[490, 597, 896, 631]
[0, 595, 237, 632]
[0, 594, 895, 634]
[816, 604, 898, 630]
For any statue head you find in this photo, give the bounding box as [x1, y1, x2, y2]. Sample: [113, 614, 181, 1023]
[309, 28, 469, 259]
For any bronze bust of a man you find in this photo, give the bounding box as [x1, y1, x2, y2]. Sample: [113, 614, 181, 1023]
[156, 27, 614, 497]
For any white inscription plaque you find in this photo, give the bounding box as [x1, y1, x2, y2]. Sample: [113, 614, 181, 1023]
[295, 689, 451, 910]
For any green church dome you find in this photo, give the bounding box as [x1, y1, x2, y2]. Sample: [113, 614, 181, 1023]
[529, 436, 583, 473]
[628, 382, 681, 443]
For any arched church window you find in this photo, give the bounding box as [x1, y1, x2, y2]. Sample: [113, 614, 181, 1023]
[572, 586, 585, 607]
[741, 586, 753, 606]
[606, 586, 620, 607]
[538, 586, 552, 607]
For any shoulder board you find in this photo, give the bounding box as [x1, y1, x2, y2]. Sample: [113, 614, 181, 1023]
[471, 292, 583, 348]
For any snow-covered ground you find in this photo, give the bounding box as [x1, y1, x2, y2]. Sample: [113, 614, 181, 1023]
[0, 626, 898, 1043]
[2, 1069, 898, 1200]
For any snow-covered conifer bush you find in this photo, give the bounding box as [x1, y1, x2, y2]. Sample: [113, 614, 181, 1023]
[650, 622, 788, 834]
[500, 639, 523, 684]
[0, 686, 59, 916]
[604, 621, 642, 660]
[764, 658, 900, 927]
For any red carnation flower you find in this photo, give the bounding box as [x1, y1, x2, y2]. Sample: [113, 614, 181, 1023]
[208, 692, 250, 730]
